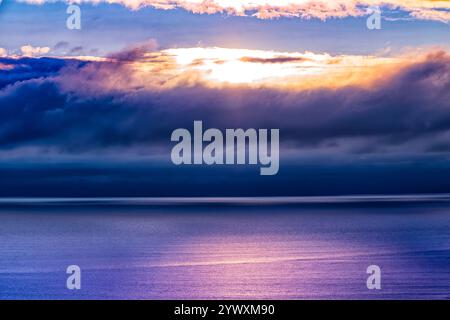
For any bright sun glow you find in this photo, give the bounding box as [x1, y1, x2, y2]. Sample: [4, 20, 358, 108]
[163, 47, 401, 85]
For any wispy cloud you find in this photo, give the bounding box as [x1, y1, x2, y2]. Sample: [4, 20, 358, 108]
[18, 0, 450, 22]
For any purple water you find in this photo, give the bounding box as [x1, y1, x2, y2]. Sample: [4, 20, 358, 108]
[0, 197, 449, 299]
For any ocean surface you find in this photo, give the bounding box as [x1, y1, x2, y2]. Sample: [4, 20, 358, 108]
[0, 196, 449, 300]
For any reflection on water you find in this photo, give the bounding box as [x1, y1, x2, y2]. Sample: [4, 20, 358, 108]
[0, 198, 449, 299]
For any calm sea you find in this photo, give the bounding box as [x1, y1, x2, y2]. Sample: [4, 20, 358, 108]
[0, 196, 449, 299]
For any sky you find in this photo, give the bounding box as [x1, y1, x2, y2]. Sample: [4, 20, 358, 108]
[0, 0, 449, 196]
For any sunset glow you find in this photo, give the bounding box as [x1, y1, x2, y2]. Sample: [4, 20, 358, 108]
[163, 47, 402, 85]
[20, 0, 450, 22]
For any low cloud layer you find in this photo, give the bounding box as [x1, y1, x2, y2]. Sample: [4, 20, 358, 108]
[0, 47, 449, 161]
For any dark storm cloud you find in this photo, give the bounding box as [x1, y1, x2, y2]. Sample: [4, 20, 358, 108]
[0, 50, 449, 157]
[0, 57, 87, 89]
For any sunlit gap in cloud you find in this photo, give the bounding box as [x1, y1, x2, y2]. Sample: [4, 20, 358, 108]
[162, 47, 403, 87]
[50, 46, 413, 90]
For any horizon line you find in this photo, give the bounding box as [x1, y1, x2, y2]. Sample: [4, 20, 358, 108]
[2, 194, 450, 205]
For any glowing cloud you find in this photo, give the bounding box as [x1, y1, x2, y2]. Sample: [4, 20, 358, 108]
[129, 46, 404, 88]
[18, 0, 450, 22]
[20, 45, 51, 57]
[38, 45, 421, 97]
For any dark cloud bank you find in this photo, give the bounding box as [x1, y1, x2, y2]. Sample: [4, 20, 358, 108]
[0, 51, 449, 196]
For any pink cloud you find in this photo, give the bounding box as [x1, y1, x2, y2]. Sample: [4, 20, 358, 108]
[19, 0, 450, 22]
